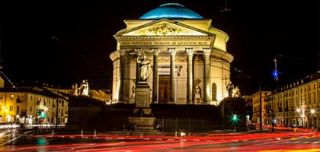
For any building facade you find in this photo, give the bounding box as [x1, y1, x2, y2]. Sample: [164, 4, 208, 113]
[110, 3, 233, 105]
[0, 87, 68, 125]
[251, 91, 271, 124]
[266, 72, 320, 128]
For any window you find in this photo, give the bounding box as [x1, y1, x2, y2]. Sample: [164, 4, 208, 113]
[30, 106, 32, 112]
[17, 106, 20, 114]
[10, 106, 13, 111]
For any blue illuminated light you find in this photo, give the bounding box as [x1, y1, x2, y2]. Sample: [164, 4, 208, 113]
[272, 69, 279, 81]
[140, 3, 203, 20]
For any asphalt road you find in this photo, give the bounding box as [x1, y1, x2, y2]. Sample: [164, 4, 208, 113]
[1, 131, 320, 152]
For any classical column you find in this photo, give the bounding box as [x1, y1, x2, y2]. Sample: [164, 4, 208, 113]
[186, 48, 194, 104]
[119, 49, 126, 102]
[203, 48, 212, 103]
[135, 49, 141, 84]
[169, 48, 176, 103]
[152, 49, 159, 103]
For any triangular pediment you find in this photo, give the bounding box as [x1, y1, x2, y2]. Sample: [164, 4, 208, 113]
[117, 20, 212, 36]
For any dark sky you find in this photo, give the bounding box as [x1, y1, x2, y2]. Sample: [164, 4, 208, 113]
[2, 0, 320, 94]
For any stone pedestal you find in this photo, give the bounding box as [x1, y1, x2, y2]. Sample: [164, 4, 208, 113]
[128, 117, 155, 130]
[129, 82, 156, 131]
[135, 82, 151, 108]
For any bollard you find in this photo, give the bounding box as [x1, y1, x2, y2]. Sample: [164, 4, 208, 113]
[81, 129, 83, 137]
[51, 130, 54, 136]
[94, 129, 96, 138]
[175, 131, 178, 137]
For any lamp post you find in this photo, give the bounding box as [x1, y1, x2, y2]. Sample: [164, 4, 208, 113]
[310, 108, 316, 128]
[296, 108, 305, 128]
[270, 109, 275, 132]
[259, 88, 262, 131]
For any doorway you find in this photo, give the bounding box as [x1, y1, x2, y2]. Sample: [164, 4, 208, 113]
[159, 75, 170, 103]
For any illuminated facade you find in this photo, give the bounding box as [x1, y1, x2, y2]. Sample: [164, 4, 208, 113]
[266, 72, 320, 128]
[46, 86, 112, 103]
[110, 3, 233, 105]
[0, 87, 68, 125]
[252, 91, 271, 124]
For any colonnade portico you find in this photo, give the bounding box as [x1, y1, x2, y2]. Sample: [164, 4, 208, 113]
[117, 46, 217, 105]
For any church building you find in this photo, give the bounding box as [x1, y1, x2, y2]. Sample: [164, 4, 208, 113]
[109, 3, 233, 105]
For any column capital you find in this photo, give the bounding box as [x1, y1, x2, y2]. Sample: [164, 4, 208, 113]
[152, 48, 160, 56]
[168, 48, 176, 56]
[185, 48, 194, 56]
[120, 49, 126, 56]
[203, 48, 211, 56]
[134, 48, 142, 55]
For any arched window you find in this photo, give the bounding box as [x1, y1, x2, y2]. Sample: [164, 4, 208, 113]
[212, 83, 217, 100]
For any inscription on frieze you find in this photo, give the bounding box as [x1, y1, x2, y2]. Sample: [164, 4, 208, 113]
[121, 41, 210, 46]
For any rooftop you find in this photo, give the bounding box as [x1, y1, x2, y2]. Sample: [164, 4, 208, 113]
[140, 3, 203, 20]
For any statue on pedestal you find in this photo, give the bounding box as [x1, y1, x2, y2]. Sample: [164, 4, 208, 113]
[232, 86, 241, 97]
[131, 79, 136, 98]
[72, 80, 89, 96]
[226, 81, 234, 97]
[136, 51, 151, 82]
[72, 83, 78, 96]
[79, 80, 89, 96]
[194, 79, 202, 103]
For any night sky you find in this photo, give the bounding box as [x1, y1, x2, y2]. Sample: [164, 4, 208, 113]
[2, 0, 320, 94]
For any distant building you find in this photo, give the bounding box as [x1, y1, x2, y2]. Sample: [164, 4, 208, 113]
[45, 86, 112, 104]
[251, 91, 271, 124]
[266, 71, 320, 128]
[90, 89, 112, 103]
[0, 87, 68, 125]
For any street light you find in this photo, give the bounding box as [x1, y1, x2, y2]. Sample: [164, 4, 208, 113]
[296, 107, 305, 127]
[310, 109, 316, 114]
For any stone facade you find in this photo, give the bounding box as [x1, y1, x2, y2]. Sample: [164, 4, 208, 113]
[266, 73, 320, 128]
[109, 8, 233, 106]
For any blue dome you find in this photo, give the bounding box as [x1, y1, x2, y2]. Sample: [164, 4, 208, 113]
[140, 3, 203, 20]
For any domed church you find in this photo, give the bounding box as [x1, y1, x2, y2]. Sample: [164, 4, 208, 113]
[109, 3, 233, 105]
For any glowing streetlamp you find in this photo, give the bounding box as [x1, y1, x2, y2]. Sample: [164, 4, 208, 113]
[310, 109, 316, 114]
[296, 108, 305, 127]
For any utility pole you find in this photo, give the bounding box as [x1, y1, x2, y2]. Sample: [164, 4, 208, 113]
[55, 87, 59, 129]
[259, 87, 263, 132]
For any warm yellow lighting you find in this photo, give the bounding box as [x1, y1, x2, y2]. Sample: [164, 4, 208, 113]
[123, 22, 206, 36]
[296, 108, 301, 113]
[6, 115, 11, 122]
[311, 109, 316, 114]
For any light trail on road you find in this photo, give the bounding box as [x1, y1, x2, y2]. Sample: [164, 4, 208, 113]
[1, 131, 320, 152]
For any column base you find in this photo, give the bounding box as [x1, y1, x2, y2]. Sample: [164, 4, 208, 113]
[203, 101, 217, 105]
